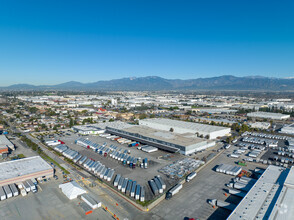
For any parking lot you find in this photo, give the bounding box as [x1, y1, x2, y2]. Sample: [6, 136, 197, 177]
[0, 178, 114, 220]
[42, 131, 185, 201]
[149, 148, 267, 220]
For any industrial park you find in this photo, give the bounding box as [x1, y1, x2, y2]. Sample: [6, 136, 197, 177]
[1, 1, 294, 219]
[0, 91, 294, 220]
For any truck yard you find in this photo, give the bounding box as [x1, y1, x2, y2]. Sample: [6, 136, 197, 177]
[45, 132, 186, 202]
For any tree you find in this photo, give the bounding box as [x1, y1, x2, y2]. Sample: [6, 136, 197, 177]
[226, 136, 233, 144]
[69, 118, 74, 127]
[109, 118, 114, 122]
[139, 114, 147, 120]
[170, 127, 174, 132]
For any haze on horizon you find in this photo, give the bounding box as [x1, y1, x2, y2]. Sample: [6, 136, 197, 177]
[0, 0, 294, 86]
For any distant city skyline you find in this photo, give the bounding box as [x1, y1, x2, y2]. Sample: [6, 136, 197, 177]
[0, 0, 294, 86]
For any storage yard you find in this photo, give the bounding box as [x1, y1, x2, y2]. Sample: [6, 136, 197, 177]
[0, 178, 114, 220]
[47, 132, 185, 202]
[35, 125, 294, 220]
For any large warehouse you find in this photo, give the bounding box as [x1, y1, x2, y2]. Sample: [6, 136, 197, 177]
[0, 156, 54, 186]
[228, 165, 294, 220]
[280, 123, 294, 135]
[0, 135, 15, 151]
[247, 112, 290, 120]
[98, 120, 216, 155]
[139, 118, 231, 139]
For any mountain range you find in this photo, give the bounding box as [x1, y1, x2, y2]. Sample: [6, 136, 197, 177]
[1, 75, 294, 91]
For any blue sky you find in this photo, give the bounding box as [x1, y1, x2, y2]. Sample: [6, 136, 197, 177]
[0, 0, 293, 86]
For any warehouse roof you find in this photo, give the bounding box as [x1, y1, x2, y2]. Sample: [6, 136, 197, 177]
[92, 121, 134, 130]
[247, 112, 290, 118]
[0, 156, 52, 181]
[228, 165, 290, 220]
[122, 126, 207, 147]
[140, 118, 229, 133]
[0, 135, 14, 147]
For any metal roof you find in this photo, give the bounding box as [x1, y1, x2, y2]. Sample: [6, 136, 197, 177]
[0, 135, 14, 147]
[228, 165, 290, 220]
[140, 118, 230, 133]
[0, 156, 52, 181]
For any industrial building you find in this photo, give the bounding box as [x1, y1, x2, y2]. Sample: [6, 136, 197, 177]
[0, 135, 15, 151]
[250, 122, 271, 130]
[228, 165, 294, 220]
[106, 123, 215, 155]
[247, 112, 290, 120]
[0, 156, 54, 186]
[280, 123, 294, 135]
[139, 118, 231, 139]
[72, 125, 105, 135]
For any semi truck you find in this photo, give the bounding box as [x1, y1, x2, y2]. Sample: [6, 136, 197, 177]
[186, 172, 197, 182]
[165, 184, 182, 200]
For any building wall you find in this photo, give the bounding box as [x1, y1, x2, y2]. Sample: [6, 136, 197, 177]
[0, 168, 54, 186]
[0, 147, 9, 154]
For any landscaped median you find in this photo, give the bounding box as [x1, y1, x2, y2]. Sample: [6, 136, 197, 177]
[20, 135, 70, 174]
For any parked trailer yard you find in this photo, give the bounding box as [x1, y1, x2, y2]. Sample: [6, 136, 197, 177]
[50, 133, 184, 201]
[149, 148, 267, 220]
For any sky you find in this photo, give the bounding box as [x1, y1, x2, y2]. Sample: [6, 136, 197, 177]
[0, 0, 294, 86]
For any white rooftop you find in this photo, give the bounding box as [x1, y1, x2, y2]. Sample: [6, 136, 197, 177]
[228, 165, 288, 220]
[0, 135, 14, 147]
[140, 118, 229, 133]
[0, 156, 52, 181]
[59, 181, 87, 200]
[94, 121, 135, 130]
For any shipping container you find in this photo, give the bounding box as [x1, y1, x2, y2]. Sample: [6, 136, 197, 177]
[118, 177, 124, 190]
[153, 177, 163, 194]
[73, 154, 82, 163]
[99, 167, 107, 179]
[135, 184, 140, 200]
[23, 181, 31, 192]
[107, 169, 115, 182]
[140, 186, 145, 202]
[121, 178, 128, 193]
[156, 175, 166, 190]
[3, 185, 13, 198]
[130, 181, 137, 198]
[79, 156, 88, 165]
[0, 187, 6, 200]
[9, 184, 19, 196]
[148, 180, 159, 196]
[113, 174, 121, 187]
[26, 180, 36, 191]
[126, 180, 133, 195]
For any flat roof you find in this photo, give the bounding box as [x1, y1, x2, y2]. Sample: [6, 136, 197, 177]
[0, 156, 53, 181]
[284, 166, 294, 188]
[0, 135, 13, 146]
[122, 125, 207, 147]
[140, 118, 229, 133]
[247, 112, 290, 117]
[92, 121, 134, 130]
[228, 165, 289, 220]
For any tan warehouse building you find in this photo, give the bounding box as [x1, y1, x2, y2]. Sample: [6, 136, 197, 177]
[0, 156, 54, 186]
